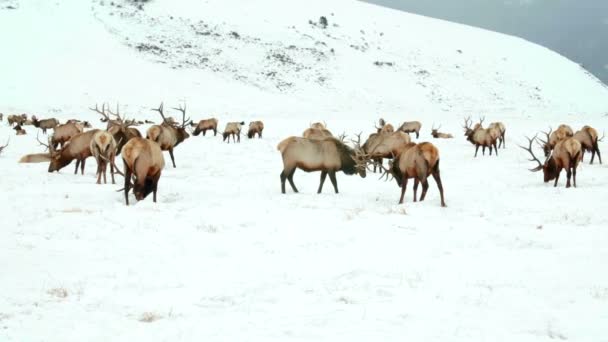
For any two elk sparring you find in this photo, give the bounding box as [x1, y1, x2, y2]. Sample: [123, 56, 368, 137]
[222, 121, 245, 143]
[277, 136, 368, 194]
[147, 103, 191, 167]
[520, 134, 582, 188]
[573, 125, 603, 164]
[121, 138, 165, 205]
[247, 121, 264, 139]
[362, 131, 411, 172]
[191, 118, 219, 137]
[463, 116, 500, 157]
[380, 142, 446, 207]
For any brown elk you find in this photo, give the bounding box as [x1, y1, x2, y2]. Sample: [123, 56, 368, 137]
[222, 121, 245, 143]
[380, 142, 446, 207]
[90, 131, 121, 184]
[7, 114, 27, 126]
[462, 116, 500, 157]
[277, 136, 368, 194]
[39, 129, 101, 174]
[121, 137, 165, 205]
[247, 121, 264, 139]
[430, 124, 453, 139]
[520, 134, 582, 188]
[91, 103, 142, 155]
[362, 131, 411, 172]
[573, 125, 603, 164]
[376, 118, 395, 134]
[398, 121, 422, 139]
[488, 122, 506, 148]
[13, 125, 26, 135]
[50, 122, 85, 149]
[146, 102, 191, 167]
[31, 116, 59, 134]
[191, 118, 219, 136]
[539, 125, 574, 157]
[0, 138, 9, 155]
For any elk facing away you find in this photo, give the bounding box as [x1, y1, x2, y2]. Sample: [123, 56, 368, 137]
[488, 122, 506, 148]
[398, 121, 422, 139]
[222, 121, 245, 143]
[430, 124, 453, 139]
[191, 118, 219, 136]
[121, 137, 165, 205]
[573, 125, 603, 164]
[463, 116, 500, 157]
[90, 131, 122, 184]
[147, 102, 191, 167]
[380, 142, 446, 207]
[520, 134, 582, 188]
[31, 116, 59, 134]
[247, 121, 264, 139]
[277, 136, 368, 194]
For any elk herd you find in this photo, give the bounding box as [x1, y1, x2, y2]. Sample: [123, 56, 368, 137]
[0, 109, 604, 208]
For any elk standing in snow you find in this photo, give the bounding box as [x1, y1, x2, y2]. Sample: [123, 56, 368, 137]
[573, 125, 603, 164]
[520, 134, 582, 188]
[147, 102, 191, 167]
[121, 137, 165, 205]
[90, 130, 121, 184]
[51, 122, 86, 149]
[37, 129, 101, 174]
[13, 125, 26, 135]
[277, 136, 368, 194]
[398, 120, 422, 139]
[247, 121, 264, 139]
[376, 118, 395, 134]
[430, 124, 453, 139]
[191, 118, 219, 137]
[539, 124, 574, 157]
[362, 131, 411, 172]
[380, 142, 446, 207]
[91, 103, 142, 156]
[462, 116, 500, 157]
[7, 114, 27, 126]
[488, 122, 506, 148]
[31, 116, 59, 134]
[222, 121, 245, 143]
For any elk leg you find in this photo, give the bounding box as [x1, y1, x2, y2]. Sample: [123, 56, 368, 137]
[318, 171, 328, 194]
[431, 164, 446, 207]
[596, 146, 602, 164]
[110, 158, 116, 184]
[124, 164, 132, 206]
[328, 171, 339, 194]
[102, 162, 107, 184]
[96, 162, 102, 184]
[413, 179, 419, 202]
[420, 178, 430, 201]
[416, 131, 419, 139]
[203, 129, 207, 136]
[74, 160, 80, 174]
[169, 148, 176, 168]
[494, 142, 498, 156]
[554, 169, 562, 187]
[213, 129, 217, 136]
[587, 150, 592, 164]
[566, 167, 572, 188]
[287, 169, 298, 193]
[572, 165, 577, 188]
[474, 145, 480, 157]
[280, 171, 287, 194]
[502, 131, 506, 148]
[399, 176, 408, 204]
[152, 172, 160, 203]
[483, 145, 487, 156]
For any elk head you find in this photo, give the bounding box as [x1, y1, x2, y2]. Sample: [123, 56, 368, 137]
[431, 123, 441, 137]
[37, 133, 66, 172]
[462, 116, 473, 136]
[171, 103, 193, 145]
[519, 134, 556, 183]
[351, 132, 369, 178]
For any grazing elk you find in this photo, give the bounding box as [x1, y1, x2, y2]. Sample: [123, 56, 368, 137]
[0, 138, 9, 155]
[50, 122, 86, 149]
[121, 137, 165, 205]
[147, 102, 191, 167]
[573, 125, 603, 164]
[488, 122, 506, 148]
[430, 124, 453, 139]
[39, 129, 101, 174]
[7, 114, 27, 126]
[91, 103, 142, 156]
[31, 115, 59, 134]
[376, 118, 395, 134]
[191, 118, 219, 136]
[463, 116, 500, 157]
[520, 134, 582, 188]
[247, 121, 264, 139]
[13, 125, 26, 135]
[398, 120, 422, 139]
[380, 142, 446, 207]
[362, 131, 411, 172]
[539, 125, 574, 157]
[222, 121, 245, 143]
[277, 136, 368, 194]
[90, 131, 121, 184]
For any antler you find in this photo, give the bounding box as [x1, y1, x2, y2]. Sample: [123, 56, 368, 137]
[462, 116, 472, 130]
[518, 135, 544, 172]
[598, 131, 605, 142]
[36, 132, 54, 153]
[478, 116, 485, 126]
[90, 103, 110, 122]
[337, 132, 347, 142]
[0, 137, 9, 154]
[378, 162, 394, 181]
[538, 126, 552, 145]
[107, 103, 138, 128]
[172, 103, 192, 128]
[152, 102, 170, 124]
[350, 132, 363, 148]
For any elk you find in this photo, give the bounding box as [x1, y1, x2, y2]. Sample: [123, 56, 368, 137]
[31, 116, 59, 134]
[13, 125, 26, 135]
[0, 138, 9, 155]
[376, 118, 395, 134]
[539, 124, 574, 157]
[7, 114, 27, 126]
[66, 119, 92, 128]
[302, 127, 333, 140]
[380, 142, 446, 207]
[50, 122, 85, 149]
[146, 102, 191, 167]
[488, 122, 506, 148]
[398, 121, 422, 139]
[121, 137, 165, 205]
[362, 131, 411, 172]
[91, 103, 141, 155]
[462, 116, 500, 157]
[520, 135, 582, 188]
[430, 124, 453, 139]
[90, 131, 121, 184]
[39, 129, 101, 174]
[191, 118, 219, 136]
[310, 121, 327, 130]
[222, 121, 245, 143]
[277, 136, 368, 194]
[247, 121, 264, 139]
[573, 125, 603, 164]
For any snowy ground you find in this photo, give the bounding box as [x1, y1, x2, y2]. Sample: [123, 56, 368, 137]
[1, 0, 608, 341]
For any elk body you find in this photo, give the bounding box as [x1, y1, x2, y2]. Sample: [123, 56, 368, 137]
[573, 125, 602, 164]
[222, 121, 245, 143]
[381, 142, 446, 207]
[430, 124, 453, 139]
[89, 131, 120, 184]
[121, 137, 165, 205]
[520, 135, 582, 188]
[31, 116, 59, 134]
[463, 117, 500, 157]
[191, 118, 219, 136]
[398, 121, 422, 139]
[277, 136, 367, 194]
[488, 122, 506, 148]
[540, 125, 574, 157]
[46, 129, 101, 174]
[303, 127, 333, 140]
[247, 121, 264, 139]
[13, 125, 26, 135]
[51, 122, 85, 149]
[146, 103, 191, 167]
[362, 131, 411, 172]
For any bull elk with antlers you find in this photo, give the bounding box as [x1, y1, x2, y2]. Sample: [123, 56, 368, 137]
[191, 118, 219, 137]
[247, 121, 264, 139]
[277, 135, 368, 194]
[36, 130, 101, 174]
[362, 131, 411, 172]
[463, 116, 500, 157]
[398, 120, 422, 139]
[573, 125, 603, 164]
[121, 137, 165, 205]
[431, 124, 453, 139]
[91, 103, 142, 155]
[520, 134, 582, 188]
[146, 102, 191, 168]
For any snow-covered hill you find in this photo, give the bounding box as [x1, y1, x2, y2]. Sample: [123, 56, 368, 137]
[1, 0, 607, 341]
